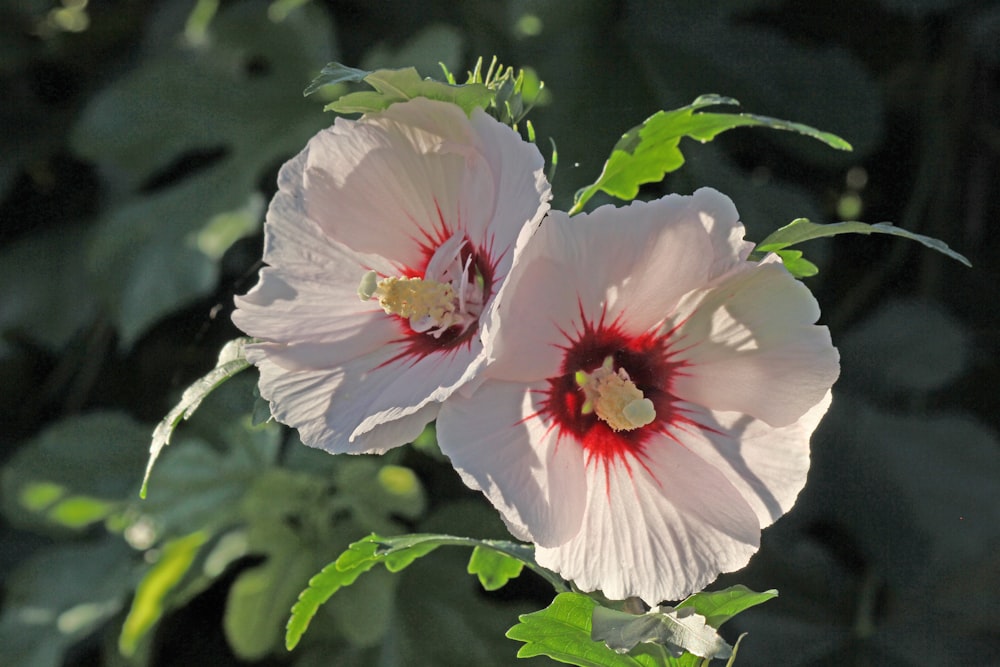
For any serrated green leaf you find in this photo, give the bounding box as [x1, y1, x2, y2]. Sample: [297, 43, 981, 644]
[753, 218, 971, 267]
[119, 531, 210, 656]
[286, 532, 565, 650]
[142, 338, 251, 498]
[571, 96, 851, 214]
[591, 605, 732, 659]
[322, 65, 493, 116]
[467, 545, 524, 591]
[675, 585, 778, 629]
[506, 593, 655, 667]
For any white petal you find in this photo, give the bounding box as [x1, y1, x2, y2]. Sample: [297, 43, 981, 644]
[299, 98, 548, 273]
[535, 438, 761, 605]
[689, 187, 756, 275]
[668, 260, 840, 427]
[436, 380, 587, 546]
[671, 391, 832, 528]
[485, 198, 719, 382]
[232, 152, 398, 351]
[250, 346, 445, 455]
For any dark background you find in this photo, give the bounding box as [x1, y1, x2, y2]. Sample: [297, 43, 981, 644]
[1, 0, 998, 665]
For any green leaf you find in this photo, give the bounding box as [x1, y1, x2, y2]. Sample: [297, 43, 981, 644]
[467, 545, 525, 591]
[675, 585, 778, 629]
[591, 605, 731, 660]
[119, 531, 210, 656]
[225, 521, 328, 660]
[753, 218, 971, 267]
[141, 338, 251, 498]
[773, 249, 819, 278]
[0, 540, 137, 667]
[571, 96, 851, 214]
[70, 1, 336, 345]
[286, 533, 565, 650]
[303, 62, 370, 95]
[0, 225, 99, 350]
[317, 64, 493, 116]
[2, 412, 149, 531]
[506, 593, 656, 667]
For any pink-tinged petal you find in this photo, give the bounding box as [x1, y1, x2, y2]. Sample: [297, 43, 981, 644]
[300, 98, 548, 272]
[232, 154, 398, 352]
[535, 438, 761, 605]
[463, 108, 552, 252]
[250, 347, 442, 454]
[668, 258, 840, 427]
[688, 187, 756, 275]
[485, 198, 719, 382]
[233, 97, 552, 457]
[671, 391, 832, 528]
[436, 380, 587, 546]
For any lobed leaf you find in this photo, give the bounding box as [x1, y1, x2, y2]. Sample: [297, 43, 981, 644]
[753, 218, 971, 267]
[571, 95, 851, 214]
[467, 545, 525, 591]
[506, 593, 656, 667]
[141, 338, 251, 498]
[308, 63, 493, 116]
[675, 585, 778, 630]
[286, 532, 565, 650]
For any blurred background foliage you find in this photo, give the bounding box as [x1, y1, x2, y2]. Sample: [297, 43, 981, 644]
[1, 0, 998, 665]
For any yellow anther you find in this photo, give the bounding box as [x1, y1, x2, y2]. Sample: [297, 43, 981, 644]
[359, 273, 457, 325]
[578, 356, 656, 431]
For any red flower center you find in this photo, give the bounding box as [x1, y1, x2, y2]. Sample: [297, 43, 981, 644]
[538, 313, 687, 465]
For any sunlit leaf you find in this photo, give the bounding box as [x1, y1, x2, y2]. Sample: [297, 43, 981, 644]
[119, 531, 210, 656]
[315, 64, 493, 116]
[467, 546, 524, 591]
[591, 605, 732, 659]
[753, 218, 971, 267]
[142, 338, 251, 498]
[506, 593, 656, 667]
[285, 533, 564, 650]
[675, 585, 778, 629]
[773, 249, 819, 278]
[571, 96, 851, 214]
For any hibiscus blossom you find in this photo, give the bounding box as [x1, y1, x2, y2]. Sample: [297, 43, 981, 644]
[436, 189, 839, 604]
[232, 97, 550, 454]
